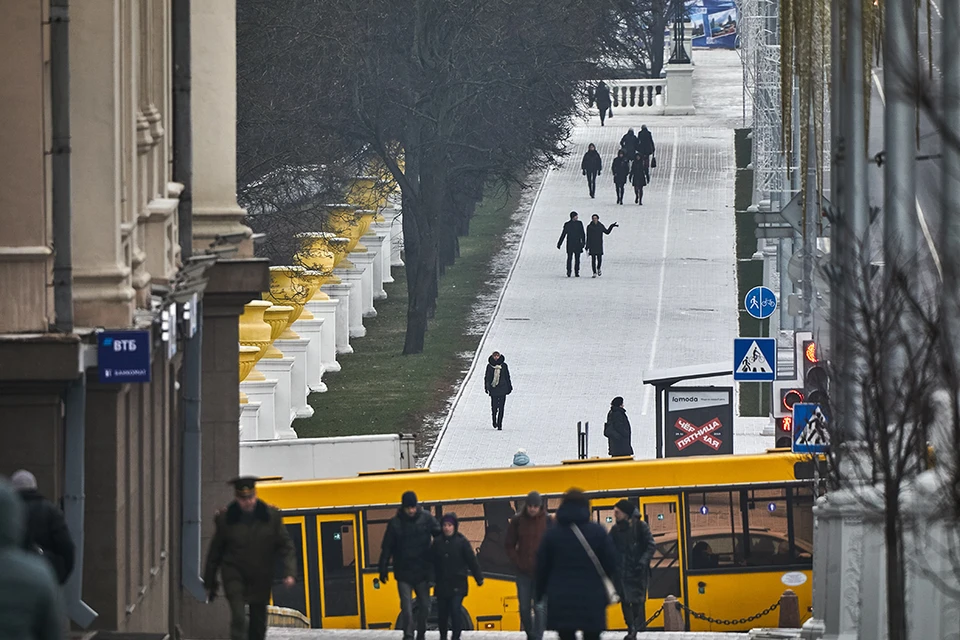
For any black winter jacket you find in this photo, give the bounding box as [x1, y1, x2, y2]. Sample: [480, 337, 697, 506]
[378, 507, 441, 584]
[638, 128, 656, 155]
[620, 132, 640, 159]
[629, 160, 647, 188]
[612, 156, 631, 185]
[604, 406, 633, 456]
[585, 221, 615, 256]
[484, 354, 514, 397]
[18, 489, 75, 584]
[431, 530, 483, 596]
[609, 515, 656, 603]
[581, 150, 602, 175]
[535, 500, 618, 632]
[557, 219, 586, 253]
[594, 82, 611, 109]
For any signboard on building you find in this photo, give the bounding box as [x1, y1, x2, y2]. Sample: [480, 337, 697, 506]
[685, 0, 738, 49]
[97, 330, 152, 383]
[665, 386, 734, 457]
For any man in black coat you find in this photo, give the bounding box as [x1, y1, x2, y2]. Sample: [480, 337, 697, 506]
[585, 215, 618, 277]
[432, 513, 483, 640]
[379, 491, 441, 640]
[581, 144, 602, 198]
[609, 499, 656, 639]
[556, 211, 586, 277]
[11, 469, 75, 585]
[594, 81, 612, 126]
[604, 396, 634, 456]
[611, 150, 631, 205]
[620, 128, 640, 161]
[637, 125, 656, 183]
[535, 489, 617, 640]
[484, 351, 513, 430]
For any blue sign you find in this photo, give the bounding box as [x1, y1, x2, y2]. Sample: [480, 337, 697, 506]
[686, 0, 739, 49]
[733, 338, 777, 382]
[98, 330, 152, 383]
[792, 403, 829, 454]
[744, 286, 778, 319]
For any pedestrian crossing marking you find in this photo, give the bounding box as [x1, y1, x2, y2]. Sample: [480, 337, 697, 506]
[737, 340, 773, 374]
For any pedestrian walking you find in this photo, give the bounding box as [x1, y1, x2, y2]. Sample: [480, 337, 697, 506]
[11, 469, 75, 585]
[378, 491, 441, 640]
[604, 396, 634, 456]
[556, 211, 586, 277]
[0, 476, 63, 640]
[432, 513, 484, 640]
[585, 215, 618, 277]
[511, 448, 534, 467]
[620, 128, 640, 161]
[594, 81, 612, 126]
[609, 499, 656, 639]
[612, 150, 630, 205]
[203, 476, 296, 640]
[535, 489, 618, 640]
[581, 144, 602, 198]
[484, 351, 513, 430]
[505, 491, 550, 640]
[629, 157, 646, 205]
[637, 125, 656, 183]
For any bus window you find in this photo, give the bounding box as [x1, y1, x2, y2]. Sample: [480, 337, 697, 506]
[363, 507, 396, 566]
[441, 500, 516, 577]
[273, 522, 308, 617]
[687, 490, 745, 569]
[744, 488, 789, 566]
[789, 487, 814, 563]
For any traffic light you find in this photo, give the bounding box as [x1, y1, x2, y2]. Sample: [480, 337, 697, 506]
[776, 416, 793, 433]
[801, 340, 830, 411]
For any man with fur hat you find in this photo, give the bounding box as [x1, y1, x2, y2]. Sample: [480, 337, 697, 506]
[609, 499, 656, 638]
[432, 513, 483, 640]
[505, 491, 551, 640]
[378, 491, 441, 640]
[203, 476, 296, 640]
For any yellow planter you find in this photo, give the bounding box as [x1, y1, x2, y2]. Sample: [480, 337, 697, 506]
[239, 344, 261, 403]
[300, 269, 331, 303]
[296, 232, 350, 270]
[265, 266, 309, 338]
[262, 305, 294, 358]
[324, 205, 369, 253]
[346, 176, 392, 211]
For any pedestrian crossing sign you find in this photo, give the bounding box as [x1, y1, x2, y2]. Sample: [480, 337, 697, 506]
[733, 338, 777, 382]
[792, 403, 829, 453]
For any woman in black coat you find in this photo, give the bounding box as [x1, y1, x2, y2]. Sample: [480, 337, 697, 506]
[585, 214, 618, 277]
[604, 396, 633, 456]
[581, 144, 602, 198]
[432, 513, 483, 640]
[611, 150, 631, 205]
[484, 351, 513, 430]
[536, 489, 618, 640]
[629, 158, 646, 205]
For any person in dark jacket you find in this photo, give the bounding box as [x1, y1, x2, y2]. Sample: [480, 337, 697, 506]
[0, 476, 62, 640]
[556, 211, 586, 277]
[204, 476, 297, 640]
[611, 150, 631, 205]
[432, 513, 483, 640]
[484, 351, 513, 430]
[609, 499, 656, 638]
[620, 128, 640, 161]
[585, 214, 618, 277]
[581, 144, 602, 198]
[604, 396, 634, 456]
[11, 469, 75, 584]
[379, 491, 441, 640]
[505, 491, 550, 640]
[594, 81, 612, 126]
[535, 489, 617, 640]
[629, 157, 646, 205]
[637, 124, 656, 183]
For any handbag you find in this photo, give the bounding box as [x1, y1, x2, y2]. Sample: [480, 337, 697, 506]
[570, 524, 620, 605]
[650, 156, 658, 169]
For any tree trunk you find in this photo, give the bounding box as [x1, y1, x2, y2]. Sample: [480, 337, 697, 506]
[884, 482, 908, 640]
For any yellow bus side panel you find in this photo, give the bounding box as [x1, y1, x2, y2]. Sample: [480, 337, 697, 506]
[685, 570, 812, 632]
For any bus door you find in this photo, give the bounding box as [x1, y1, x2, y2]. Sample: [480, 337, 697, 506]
[314, 514, 362, 628]
[637, 495, 683, 628]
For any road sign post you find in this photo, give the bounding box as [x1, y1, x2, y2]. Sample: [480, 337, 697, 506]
[792, 403, 829, 453]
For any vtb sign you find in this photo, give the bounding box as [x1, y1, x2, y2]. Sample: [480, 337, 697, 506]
[665, 387, 734, 457]
[98, 330, 152, 383]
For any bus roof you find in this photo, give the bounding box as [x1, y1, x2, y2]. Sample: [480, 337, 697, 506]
[256, 452, 811, 512]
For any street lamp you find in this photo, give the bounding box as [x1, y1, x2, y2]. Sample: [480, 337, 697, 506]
[668, 0, 690, 64]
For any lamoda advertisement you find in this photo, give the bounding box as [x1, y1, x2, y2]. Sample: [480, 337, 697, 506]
[665, 386, 734, 457]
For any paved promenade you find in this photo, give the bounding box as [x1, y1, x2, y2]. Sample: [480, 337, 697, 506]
[429, 50, 768, 470]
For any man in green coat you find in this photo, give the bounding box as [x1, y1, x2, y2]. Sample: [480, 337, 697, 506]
[204, 476, 296, 640]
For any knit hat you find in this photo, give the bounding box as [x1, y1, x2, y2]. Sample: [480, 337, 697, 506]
[401, 491, 418, 508]
[525, 491, 543, 508]
[614, 499, 635, 515]
[11, 470, 37, 491]
[442, 513, 458, 527]
[512, 449, 531, 467]
[611, 396, 624, 407]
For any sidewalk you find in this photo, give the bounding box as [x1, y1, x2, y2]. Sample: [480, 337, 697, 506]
[428, 50, 769, 471]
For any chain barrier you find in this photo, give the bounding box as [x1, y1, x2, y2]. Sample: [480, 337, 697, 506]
[673, 598, 781, 627]
[643, 605, 663, 628]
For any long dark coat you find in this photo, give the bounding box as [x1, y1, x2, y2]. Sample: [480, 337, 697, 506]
[585, 221, 614, 257]
[629, 160, 647, 189]
[609, 516, 656, 603]
[378, 507, 441, 584]
[620, 132, 640, 159]
[431, 528, 483, 597]
[557, 219, 586, 253]
[484, 354, 514, 397]
[18, 488, 75, 584]
[203, 500, 296, 604]
[638, 128, 656, 156]
[604, 406, 633, 456]
[595, 82, 612, 110]
[612, 156, 630, 185]
[581, 150, 602, 175]
[535, 500, 618, 632]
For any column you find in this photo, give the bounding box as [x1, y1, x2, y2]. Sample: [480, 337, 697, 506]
[389, 208, 405, 267]
[331, 265, 365, 338]
[360, 232, 388, 298]
[664, 63, 696, 116]
[238, 401, 261, 440]
[303, 296, 341, 373]
[349, 249, 378, 317]
[291, 315, 326, 393]
[321, 283, 354, 354]
[257, 355, 295, 439]
[190, 0, 252, 256]
[276, 337, 312, 418]
[239, 377, 278, 440]
[370, 217, 395, 285]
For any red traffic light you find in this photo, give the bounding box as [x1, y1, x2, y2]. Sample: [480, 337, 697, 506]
[778, 416, 793, 432]
[782, 389, 804, 411]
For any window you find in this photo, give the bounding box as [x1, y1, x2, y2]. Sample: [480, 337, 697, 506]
[687, 490, 745, 569]
[363, 507, 397, 566]
[273, 522, 307, 616]
[441, 499, 517, 577]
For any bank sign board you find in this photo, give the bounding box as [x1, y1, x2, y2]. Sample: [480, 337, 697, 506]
[665, 386, 734, 457]
[98, 330, 151, 383]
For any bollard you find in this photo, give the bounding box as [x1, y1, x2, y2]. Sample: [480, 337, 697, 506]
[778, 589, 801, 628]
[663, 595, 685, 631]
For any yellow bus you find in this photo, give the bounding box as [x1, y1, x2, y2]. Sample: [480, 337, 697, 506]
[257, 451, 817, 632]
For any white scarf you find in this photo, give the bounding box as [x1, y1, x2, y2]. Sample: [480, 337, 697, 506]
[491, 364, 502, 387]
